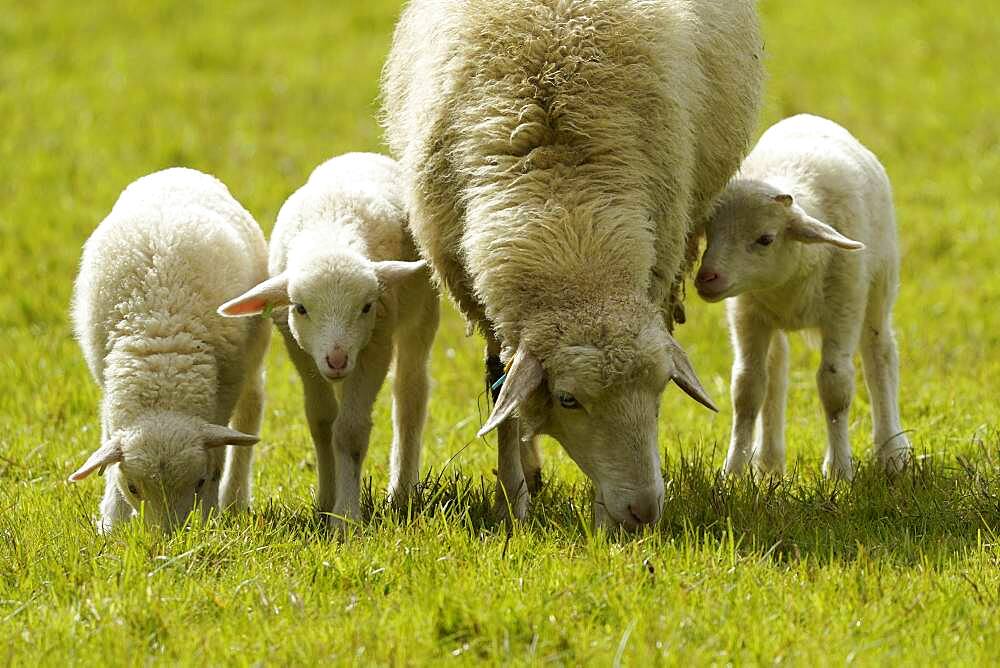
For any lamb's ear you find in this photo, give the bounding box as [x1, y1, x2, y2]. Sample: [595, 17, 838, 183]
[478, 343, 545, 437]
[202, 424, 260, 449]
[68, 439, 123, 482]
[373, 260, 427, 286]
[786, 208, 865, 250]
[217, 273, 290, 317]
[666, 335, 718, 412]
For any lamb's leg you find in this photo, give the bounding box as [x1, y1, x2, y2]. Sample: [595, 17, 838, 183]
[723, 310, 773, 476]
[219, 368, 265, 511]
[753, 330, 789, 476]
[817, 327, 862, 480]
[220, 317, 270, 511]
[486, 336, 529, 522]
[388, 300, 439, 506]
[282, 328, 339, 516]
[329, 337, 392, 531]
[97, 473, 133, 534]
[860, 285, 910, 473]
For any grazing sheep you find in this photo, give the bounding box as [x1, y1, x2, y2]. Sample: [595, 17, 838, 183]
[383, 0, 763, 527]
[695, 114, 911, 479]
[70, 168, 270, 533]
[219, 153, 438, 530]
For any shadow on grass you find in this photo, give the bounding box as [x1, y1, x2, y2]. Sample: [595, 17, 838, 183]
[308, 444, 1000, 564]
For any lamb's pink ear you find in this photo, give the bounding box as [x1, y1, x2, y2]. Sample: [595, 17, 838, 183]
[68, 440, 123, 482]
[202, 424, 260, 449]
[666, 334, 718, 412]
[786, 208, 865, 250]
[478, 343, 545, 437]
[373, 260, 427, 286]
[217, 273, 290, 317]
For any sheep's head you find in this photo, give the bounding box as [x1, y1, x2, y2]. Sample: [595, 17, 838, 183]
[479, 304, 716, 530]
[695, 179, 864, 302]
[218, 251, 425, 380]
[68, 413, 258, 531]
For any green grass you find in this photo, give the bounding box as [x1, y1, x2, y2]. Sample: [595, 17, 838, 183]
[2, 0, 999, 663]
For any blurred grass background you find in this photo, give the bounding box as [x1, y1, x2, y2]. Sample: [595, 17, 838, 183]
[1, 0, 998, 663]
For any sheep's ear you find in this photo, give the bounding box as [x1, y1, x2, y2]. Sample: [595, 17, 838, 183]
[478, 343, 545, 437]
[68, 440, 123, 482]
[787, 209, 865, 250]
[217, 273, 290, 317]
[666, 335, 718, 412]
[202, 424, 260, 449]
[374, 260, 427, 286]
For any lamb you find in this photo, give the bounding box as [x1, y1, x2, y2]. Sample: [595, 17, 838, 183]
[69, 168, 271, 533]
[695, 114, 911, 479]
[382, 0, 763, 528]
[219, 153, 438, 530]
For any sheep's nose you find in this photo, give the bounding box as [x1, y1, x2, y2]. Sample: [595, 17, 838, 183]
[695, 270, 719, 285]
[628, 495, 662, 526]
[326, 348, 348, 371]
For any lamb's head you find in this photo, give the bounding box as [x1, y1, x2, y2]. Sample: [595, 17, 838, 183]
[219, 251, 425, 380]
[479, 303, 717, 530]
[68, 413, 258, 531]
[695, 179, 864, 302]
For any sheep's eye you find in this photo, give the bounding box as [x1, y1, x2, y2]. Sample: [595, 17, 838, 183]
[756, 234, 775, 247]
[294, 303, 308, 316]
[195, 478, 206, 492]
[362, 302, 373, 315]
[557, 392, 580, 409]
[127, 483, 140, 497]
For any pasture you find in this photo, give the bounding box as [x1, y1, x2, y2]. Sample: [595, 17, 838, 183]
[2, 0, 998, 663]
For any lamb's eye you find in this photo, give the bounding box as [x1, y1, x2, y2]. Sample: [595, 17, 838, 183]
[294, 303, 308, 316]
[557, 392, 580, 409]
[127, 483, 140, 497]
[362, 302, 373, 315]
[756, 234, 775, 247]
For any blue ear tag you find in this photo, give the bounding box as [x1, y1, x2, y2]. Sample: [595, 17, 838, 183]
[491, 373, 507, 393]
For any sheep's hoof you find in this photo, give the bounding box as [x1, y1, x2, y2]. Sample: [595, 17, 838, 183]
[822, 457, 854, 481]
[319, 509, 358, 537]
[750, 454, 786, 478]
[492, 483, 529, 524]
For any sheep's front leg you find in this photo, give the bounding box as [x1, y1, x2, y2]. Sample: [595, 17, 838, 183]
[754, 330, 789, 476]
[817, 335, 859, 480]
[97, 472, 134, 534]
[485, 339, 529, 522]
[330, 339, 392, 531]
[724, 308, 773, 476]
[282, 328, 339, 516]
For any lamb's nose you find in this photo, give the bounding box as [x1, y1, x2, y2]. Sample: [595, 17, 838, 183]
[696, 270, 719, 285]
[326, 348, 348, 371]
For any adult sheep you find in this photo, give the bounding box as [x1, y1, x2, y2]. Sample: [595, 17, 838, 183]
[382, 0, 763, 528]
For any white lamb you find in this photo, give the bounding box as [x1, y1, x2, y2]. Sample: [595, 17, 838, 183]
[695, 114, 911, 479]
[70, 168, 271, 532]
[383, 0, 763, 528]
[219, 152, 438, 530]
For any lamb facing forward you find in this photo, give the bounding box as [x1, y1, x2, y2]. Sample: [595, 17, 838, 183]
[695, 114, 911, 479]
[70, 168, 271, 532]
[220, 153, 438, 530]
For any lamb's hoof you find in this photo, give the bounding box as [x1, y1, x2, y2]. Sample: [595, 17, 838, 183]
[822, 458, 854, 481]
[877, 439, 912, 475]
[96, 518, 116, 536]
[319, 508, 359, 536]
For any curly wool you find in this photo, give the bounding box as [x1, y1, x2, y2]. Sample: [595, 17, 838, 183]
[383, 0, 763, 365]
